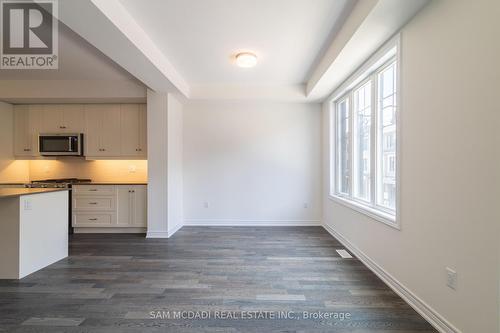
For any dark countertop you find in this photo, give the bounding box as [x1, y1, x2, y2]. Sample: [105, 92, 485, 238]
[76, 182, 148, 185]
[0, 188, 70, 199]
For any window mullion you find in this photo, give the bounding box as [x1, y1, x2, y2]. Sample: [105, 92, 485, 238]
[370, 74, 377, 206]
[348, 92, 354, 198]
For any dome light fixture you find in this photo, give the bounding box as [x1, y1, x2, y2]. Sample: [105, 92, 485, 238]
[235, 52, 258, 68]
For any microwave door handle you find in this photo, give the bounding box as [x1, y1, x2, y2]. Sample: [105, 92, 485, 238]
[68, 137, 73, 152]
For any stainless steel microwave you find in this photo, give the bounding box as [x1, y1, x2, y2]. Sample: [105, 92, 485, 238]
[39, 134, 83, 156]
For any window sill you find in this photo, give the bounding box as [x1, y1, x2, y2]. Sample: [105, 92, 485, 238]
[328, 195, 400, 230]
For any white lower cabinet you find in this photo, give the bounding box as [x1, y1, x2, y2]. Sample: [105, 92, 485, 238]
[116, 185, 147, 227]
[73, 213, 115, 227]
[72, 185, 147, 231]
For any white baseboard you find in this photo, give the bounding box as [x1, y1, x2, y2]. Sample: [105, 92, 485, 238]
[146, 223, 184, 238]
[184, 219, 321, 226]
[168, 223, 183, 237]
[74, 227, 146, 234]
[145, 231, 169, 238]
[322, 223, 460, 333]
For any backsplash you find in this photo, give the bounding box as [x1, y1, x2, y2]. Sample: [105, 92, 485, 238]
[29, 159, 147, 182]
[0, 160, 30, 183]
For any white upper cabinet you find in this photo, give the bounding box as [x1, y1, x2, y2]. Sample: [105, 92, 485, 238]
[14, 103, 146, 160]
[120, 104, 147, 158]
[101, 105, 122, 156]
[40, 105, 85, 133]
[85, 104, 121, 158]
[14, 105, 41, 157]
[61, 105, 85, 133]
[40, 105, 63, 133]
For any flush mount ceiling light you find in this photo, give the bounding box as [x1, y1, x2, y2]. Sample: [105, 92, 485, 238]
[235, 52, 258, 68]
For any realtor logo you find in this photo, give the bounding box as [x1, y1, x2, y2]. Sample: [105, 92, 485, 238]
[1, 0, 58, 69]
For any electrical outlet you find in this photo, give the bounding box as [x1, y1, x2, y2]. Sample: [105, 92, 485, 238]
[128, 165, 137, 173]
[23, 199, 32, 211]
[303, 203, 308, 209]
[203, 201, 209, 208]
[446, 267, 457, 290]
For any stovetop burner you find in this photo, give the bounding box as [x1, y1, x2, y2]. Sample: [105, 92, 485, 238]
[27, 178, 92, 188]
[31, 178, 92, 184]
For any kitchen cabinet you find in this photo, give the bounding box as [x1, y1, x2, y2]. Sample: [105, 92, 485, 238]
[116, 185, 147, 227]
[13, 105, 41, 157]
[73, 196, 115, 211]
[85, 104, 122, 158]
[120, 104, 147, 158]
[41, 105, 84, 133]
[72, 184, 147, 231]
[13, 103, 146, 160]
[72, 185, 115, 196]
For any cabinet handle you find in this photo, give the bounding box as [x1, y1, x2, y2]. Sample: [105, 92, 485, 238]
[59, 126, 66, 129]
[88, 218, 98, 221]
[88, 202, 98, 205]
[23, 148, 31, 151]
[88, 189, 98, 192]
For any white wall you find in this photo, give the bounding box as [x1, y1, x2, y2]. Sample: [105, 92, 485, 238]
[146, 90, 169, 237]
[147, 91, 184, 238]
[184, 101, 322, 225]
[19, 191, 68, 278]
[0, 102, 29, 183]
[322, 1, 500, 332]
[167, 94, 184, 234]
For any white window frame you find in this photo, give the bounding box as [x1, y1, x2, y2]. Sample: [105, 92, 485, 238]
[328, 35, 401, 229]
[335, 96, 350, 196]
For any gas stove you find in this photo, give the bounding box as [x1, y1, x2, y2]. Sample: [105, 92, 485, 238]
[27, 178, 92, 188]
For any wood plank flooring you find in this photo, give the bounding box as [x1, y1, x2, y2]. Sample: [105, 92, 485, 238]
[0, 226, 437, 332]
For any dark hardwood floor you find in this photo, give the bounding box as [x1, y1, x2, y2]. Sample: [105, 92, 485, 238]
[0, 227, 436, 332]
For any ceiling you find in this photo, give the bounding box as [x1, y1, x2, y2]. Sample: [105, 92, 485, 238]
[0, 23, 140, 82]
[118, 0, 353, 87]
[1, 0, 429, 102]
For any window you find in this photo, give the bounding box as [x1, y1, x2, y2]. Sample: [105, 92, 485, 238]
[329, 44, 399, 227]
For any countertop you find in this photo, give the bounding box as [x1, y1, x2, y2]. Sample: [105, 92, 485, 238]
[0, 188, 70, 199]
[76, 182, 148, 185]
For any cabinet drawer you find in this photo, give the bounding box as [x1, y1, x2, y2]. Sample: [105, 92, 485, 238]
[73, 197, 115, 211]
[73, 213, 115, 227]
[73, 185, 115, 195]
